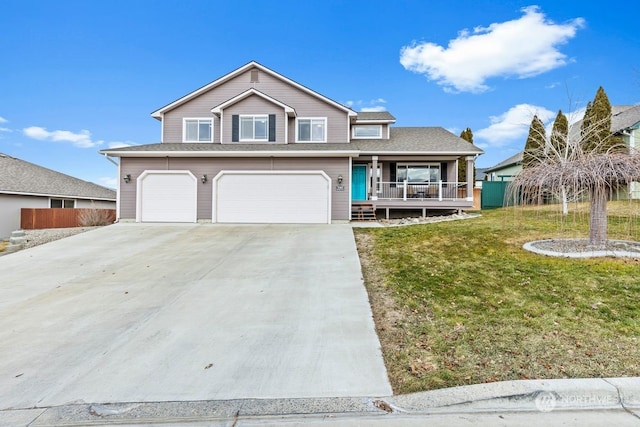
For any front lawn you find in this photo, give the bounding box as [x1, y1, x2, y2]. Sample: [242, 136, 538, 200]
[355, 202, 640, 394]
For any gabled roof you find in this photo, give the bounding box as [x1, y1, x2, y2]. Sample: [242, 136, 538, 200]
[211, 88, 296, 116]
[354, 127, 483, 155]
[151, 61, 357, 119]
[0, 153, 116, 200]
[485, 151, 523, 173]
[568, 105, 640, 142]
[100, 127, 484, 158]
[353, 111, 396, 124]
[611, 105, 640, 132]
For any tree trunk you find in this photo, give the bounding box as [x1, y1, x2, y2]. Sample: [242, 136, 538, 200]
[589, 187, 608, 247]
[561, 186, 568, 216]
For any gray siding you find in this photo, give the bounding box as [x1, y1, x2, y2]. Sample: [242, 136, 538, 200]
[162, 67, 350, 144]
[224, 96, 287, 143]
[0, 194, 48, 238]
[120, 157, 350, 221]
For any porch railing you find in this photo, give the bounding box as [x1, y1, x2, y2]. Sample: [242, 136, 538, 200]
[372, 181, 470, 201]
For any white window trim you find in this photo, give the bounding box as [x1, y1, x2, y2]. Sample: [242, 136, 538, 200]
[352, 125, 382, 139]
[183, 117, 213, 143]
[239, 114, 269, 142]
[295, 117, 327, 143]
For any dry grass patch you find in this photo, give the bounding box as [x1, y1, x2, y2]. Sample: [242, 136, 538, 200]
[0, 241, 8, 252]
[355, 202, 640, 394]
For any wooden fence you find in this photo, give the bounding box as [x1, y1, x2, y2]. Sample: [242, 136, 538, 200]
[21, 208, 116, 229]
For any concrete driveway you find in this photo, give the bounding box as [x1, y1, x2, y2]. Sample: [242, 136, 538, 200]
[0, 224, 391, 409]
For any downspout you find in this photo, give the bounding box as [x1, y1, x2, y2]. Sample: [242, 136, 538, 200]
[102, 152, 118, 166]
[102, 153, 120, 221]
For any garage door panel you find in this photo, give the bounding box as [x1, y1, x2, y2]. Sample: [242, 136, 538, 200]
[215, 172, 330, 224]
[139, 172, 197, 223]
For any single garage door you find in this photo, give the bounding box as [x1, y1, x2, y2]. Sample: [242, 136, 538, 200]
[138, 170, 197, 222]
[214, 171, 331, 224]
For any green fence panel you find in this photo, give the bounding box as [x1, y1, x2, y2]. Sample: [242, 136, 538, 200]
[481, 181, 509, 209]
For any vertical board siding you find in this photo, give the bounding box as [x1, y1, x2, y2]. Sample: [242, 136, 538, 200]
[162, 67, 350, 144]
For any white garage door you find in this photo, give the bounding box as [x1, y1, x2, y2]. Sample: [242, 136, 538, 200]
[138, 171, 197, 223]
[214, 171, 331, 224]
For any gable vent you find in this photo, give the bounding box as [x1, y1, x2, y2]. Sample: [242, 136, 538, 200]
[250, 70, 259, 83]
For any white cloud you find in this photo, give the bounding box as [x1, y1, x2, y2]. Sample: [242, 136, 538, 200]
[98, 176, 118, 188]
[23, 126, 103, 148]
[343, 99, 387, 112]
[399, 6, 585, 93]
[476, 104, 555, 147]
[0, 116, 10, 133]
[361, 106, 387, 112]
[108, 141, 134, 149]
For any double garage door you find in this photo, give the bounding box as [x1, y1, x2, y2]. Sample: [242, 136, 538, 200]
[138, 170, 331, 224]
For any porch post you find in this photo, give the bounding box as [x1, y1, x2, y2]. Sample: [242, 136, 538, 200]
[371, 156, 378, 201]
[466, 156, 475, 201]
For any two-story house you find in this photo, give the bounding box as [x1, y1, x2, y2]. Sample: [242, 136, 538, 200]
[100, 61, 483, 223]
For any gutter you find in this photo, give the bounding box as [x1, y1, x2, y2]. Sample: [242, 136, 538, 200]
[100, 150, 361, 158]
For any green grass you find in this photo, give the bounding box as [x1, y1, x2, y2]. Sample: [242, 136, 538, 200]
[355, 201, 640, 394]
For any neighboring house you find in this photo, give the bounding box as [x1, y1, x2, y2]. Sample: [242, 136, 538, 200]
[484, 152, 523, 182]
[484, 105, 640, 199]
[475, 167, 487, 188]
[611, 105, 640, 199]
[0, 153, 116, 239]
[100, 61, 483, 224]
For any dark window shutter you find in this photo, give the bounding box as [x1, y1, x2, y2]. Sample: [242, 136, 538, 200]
[232, 115, 239, 142]
[441, 163, 447, 181]
[390, 163, 396, 187]
[268, 114, 276, 142]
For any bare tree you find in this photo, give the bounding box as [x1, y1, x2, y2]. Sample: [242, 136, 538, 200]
[509, 114, 640, 248]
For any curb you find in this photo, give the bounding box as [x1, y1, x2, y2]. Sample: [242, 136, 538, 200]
[2, 377, 639, 426]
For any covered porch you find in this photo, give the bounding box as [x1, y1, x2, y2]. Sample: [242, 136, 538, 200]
[350, 155, 477, 219]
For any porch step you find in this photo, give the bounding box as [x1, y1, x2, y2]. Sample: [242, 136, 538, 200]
[351, 203, 377, 221]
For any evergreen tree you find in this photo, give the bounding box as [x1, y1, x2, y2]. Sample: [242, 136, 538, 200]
[580, 86, 621, 153]
[458, 128, 473, 182]
[550, 109, 568, 160]
[522, 115, 546, 168]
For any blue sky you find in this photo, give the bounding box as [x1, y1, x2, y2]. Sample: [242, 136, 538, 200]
[1, 0, 638, 187]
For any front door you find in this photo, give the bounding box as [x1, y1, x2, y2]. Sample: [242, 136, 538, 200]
[352, 165, 367, 201]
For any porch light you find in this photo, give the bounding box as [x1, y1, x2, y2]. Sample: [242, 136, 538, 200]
[123, 174, 131, 183]
[337, 174, 343, 184]
[201, 174, 208, 184]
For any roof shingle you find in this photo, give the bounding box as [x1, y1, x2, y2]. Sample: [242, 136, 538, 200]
[0, 153, 116, 200]
[101, 127, 483, 157]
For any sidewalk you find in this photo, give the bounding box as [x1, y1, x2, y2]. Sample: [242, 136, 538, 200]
[3, 377, 639, 426]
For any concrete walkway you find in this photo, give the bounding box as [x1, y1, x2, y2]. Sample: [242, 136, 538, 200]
[0, 224, 391, 410]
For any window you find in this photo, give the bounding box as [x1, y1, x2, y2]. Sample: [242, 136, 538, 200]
[353, 125, 382, 139]
[183, 118, 212, 142]
[240, 115, 268, 141]
[232, 114, 275, 142]
[396, 164, 440, 183]
[50, 198, 75, 208]
[296, 118, 326, 142]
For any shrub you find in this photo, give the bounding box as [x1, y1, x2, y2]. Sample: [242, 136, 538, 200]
[78, 207, 115, 226]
